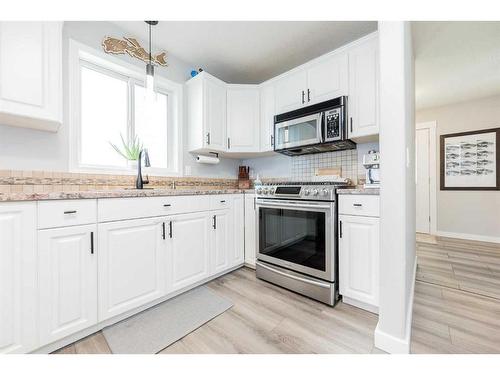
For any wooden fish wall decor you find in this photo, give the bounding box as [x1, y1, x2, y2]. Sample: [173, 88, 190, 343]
[102, 36, 168, 66]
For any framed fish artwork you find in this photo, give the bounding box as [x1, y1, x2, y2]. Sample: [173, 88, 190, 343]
[440, 127, 499, 190]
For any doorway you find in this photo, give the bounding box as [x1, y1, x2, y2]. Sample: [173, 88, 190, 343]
[415, 121, 437, 234]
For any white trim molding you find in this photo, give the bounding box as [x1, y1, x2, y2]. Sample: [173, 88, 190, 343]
[416, 121, 437, 235]
[374, 256, 417, 354]
[437, 231, 500, 244]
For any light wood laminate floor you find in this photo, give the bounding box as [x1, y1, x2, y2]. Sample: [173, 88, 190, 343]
[53, 236, 500, 354]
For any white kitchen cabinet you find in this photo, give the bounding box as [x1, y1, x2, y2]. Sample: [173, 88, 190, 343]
[347, 35, 379, 140]
[226, 85, 260, 153]
[274, 52, 348, 114]
[230, 194, 245, 267]
[259, 83, 275, 152]
[186, 71, 227, 153]
[244, 194, 257, 267]
[211, 209, 232, 274]
[168, 211, 211, 292]
[38, 224, 97, 345]
[339, 213, 379, 312]
[307, 53, 348, 105]
[274, 69, 307, 114]
[0, 202, 37, 354]
[98, 217, 166, 321]
[0, 22, 62, 132]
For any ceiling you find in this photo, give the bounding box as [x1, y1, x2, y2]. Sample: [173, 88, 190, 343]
[112, 21, 377, 83]
[413, 21, 500, 110]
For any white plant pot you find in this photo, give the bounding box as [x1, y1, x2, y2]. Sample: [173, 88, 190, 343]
[127, 160, 138, 169]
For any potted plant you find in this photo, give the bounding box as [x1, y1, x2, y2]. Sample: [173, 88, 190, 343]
[109, 134, 143, 168]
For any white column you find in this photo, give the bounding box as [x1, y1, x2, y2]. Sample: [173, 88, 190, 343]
[374, 21, 417, 354]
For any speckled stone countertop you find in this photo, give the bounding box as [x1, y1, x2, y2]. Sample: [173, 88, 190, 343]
[0, 188, 250, 202]
[337, 187, 380, 195]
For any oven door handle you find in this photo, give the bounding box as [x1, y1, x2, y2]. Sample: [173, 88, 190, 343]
[258, 263, 330, 289]
[256, 200, 332, 210]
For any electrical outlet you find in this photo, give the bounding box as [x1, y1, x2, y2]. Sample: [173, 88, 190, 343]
[184, 165, 192, 175]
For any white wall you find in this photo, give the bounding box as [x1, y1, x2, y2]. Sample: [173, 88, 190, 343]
[374, 21, 416, 354]
[416, 95, 500, 241]
[0, 21, 240, 178]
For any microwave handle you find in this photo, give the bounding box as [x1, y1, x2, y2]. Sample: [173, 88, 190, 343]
[319, 112, 324, 142]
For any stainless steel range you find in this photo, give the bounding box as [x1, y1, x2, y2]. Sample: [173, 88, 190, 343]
[255, 181, 348, 306]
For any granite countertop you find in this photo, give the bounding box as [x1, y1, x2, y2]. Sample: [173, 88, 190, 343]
[0, 188, 251, 202]
[337, 187, 380, 195]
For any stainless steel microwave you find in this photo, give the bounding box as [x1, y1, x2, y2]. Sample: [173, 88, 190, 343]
[273, 97, 356, 156]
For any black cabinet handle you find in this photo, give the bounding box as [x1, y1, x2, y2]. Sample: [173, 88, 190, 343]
[213, 215, 217, 230]
[353, 203, 363, 207]
[350, 117, 353, 133]
[301, 90, 305, 104]
[220, 200, 226, 203]
[307, 89, 311, 102]
[163, 204, 171, 207]
[162, 222, 166, 240]
[206, 132, 210, 145]
[169, 221, 173, 238]
[64, 210, 77, 214]
[270, 134, 274, 147]
[227, 137, 231, 149]
[339, 221, 342, 239]
[90, 232, 94, 254]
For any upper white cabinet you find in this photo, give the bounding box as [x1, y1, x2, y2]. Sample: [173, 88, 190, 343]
[347, 35, 379, 141]
[0, 22, 62, 132]
[226, 85, 260, 153]
[98, 217, 166, 321]
[0, 202, 37, 354]
[186, 71, 227, 153]
[274, 53, 348, 115]
[38, 224, 98, 345]
[259, 83, 275, 152]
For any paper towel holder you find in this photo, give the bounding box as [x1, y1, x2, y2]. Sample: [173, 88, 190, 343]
[209, 152, 219, 158]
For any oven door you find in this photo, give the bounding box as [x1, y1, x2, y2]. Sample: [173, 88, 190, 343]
[256, 199, 335, 282]
[274, 113, 323, 151]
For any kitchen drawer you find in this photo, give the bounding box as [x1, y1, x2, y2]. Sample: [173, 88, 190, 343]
[338, 195, 379, 217]
[98, 195, 210, 222]
[38, 199, 97, 229]
[210, 194, 234, 210]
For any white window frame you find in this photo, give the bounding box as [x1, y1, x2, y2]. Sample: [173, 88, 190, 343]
[68, 39, 183, 176]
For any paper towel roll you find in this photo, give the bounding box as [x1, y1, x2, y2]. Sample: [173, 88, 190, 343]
[196, 154, 220, 165]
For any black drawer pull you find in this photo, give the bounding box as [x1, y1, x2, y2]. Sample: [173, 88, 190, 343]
[220, 200, 226, 203]
[339, 221, 342, 238]
[64, 210, 77, 214]
[353, 203, 363, 207]
[163, 204, 171, 207]
[162, 222, 166, 240]
[169, 221, 173, 238]
[90, 232, 94, 254]
[213, 215, 217, 229]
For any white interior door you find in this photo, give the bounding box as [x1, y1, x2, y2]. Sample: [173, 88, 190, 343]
[416, 127, 431, 233]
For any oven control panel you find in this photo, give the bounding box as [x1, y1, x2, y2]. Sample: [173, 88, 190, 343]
[255, 185, 338, 201]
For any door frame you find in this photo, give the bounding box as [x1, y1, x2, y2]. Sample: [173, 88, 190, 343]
[416, 121, 437, 235]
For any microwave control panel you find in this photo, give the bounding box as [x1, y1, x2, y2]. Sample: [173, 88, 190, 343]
[324, 108, 342, 141]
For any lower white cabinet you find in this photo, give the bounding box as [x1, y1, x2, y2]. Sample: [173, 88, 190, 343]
[244, 194, 257, 267]
[231, 194, 245, 267]
[0, 202, 37, 354]
[98, 217, 166, 321]
[38, 224, 97, 345]
[339, 214, 380, 311]
[211, 209, 232, 274]
[168, 211, 211, 292]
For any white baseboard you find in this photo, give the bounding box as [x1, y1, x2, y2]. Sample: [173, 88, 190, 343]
[374, 255, 417, 354]
[437, 230, 500, 244]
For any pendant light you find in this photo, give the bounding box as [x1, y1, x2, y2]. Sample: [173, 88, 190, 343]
[145, 21, 158, 96]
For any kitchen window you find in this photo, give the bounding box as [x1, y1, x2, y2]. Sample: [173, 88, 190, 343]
[69, 40, 182, 175]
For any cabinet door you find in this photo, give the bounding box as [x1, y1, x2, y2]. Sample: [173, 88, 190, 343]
[0, 203, 37, 354]
[274, 69, 307, 114]
[230, 195, 245, 267]
[98, 217, 166, 321]
[227, 87, 260, 152]
[0, 22, 62, 130]
[244, 195, 257, 267]
[211, 209, 232, 274]
[38, 224, 97, 345]
[205, 77, 227, 151]
[168, 212, 211, 292]
[339, 215, 379, 307]
[348, 37, 379, 139]
[260, 83, 275, 152]
[307, 53, 348, 105]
